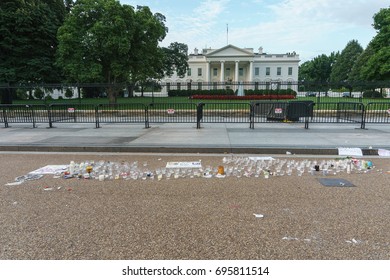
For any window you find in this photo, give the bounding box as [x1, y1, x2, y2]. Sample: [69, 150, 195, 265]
[197, 82, 202, 90]
[198, 68, 202, 76]
[255, 82, 259, 90]
[187, 82, 192, 90]
[213, 68, 218, 76]
[177, 82, 181, 90]
[166, 82, 171, 92]
[187, 68, 192, 76]
[239, 68, 244, 76]
[288, 67, 293, 75]
[226, 68, 231, 76]
[213, 82, 218, 89]
[255, 67, 259, 76]
[277, 67, 281, 76]
[266, 67, 270, 76]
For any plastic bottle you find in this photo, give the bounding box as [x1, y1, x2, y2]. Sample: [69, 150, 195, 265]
[69, 161, 75, 176]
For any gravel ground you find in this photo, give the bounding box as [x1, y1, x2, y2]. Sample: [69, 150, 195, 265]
[1, 153, 390, 260]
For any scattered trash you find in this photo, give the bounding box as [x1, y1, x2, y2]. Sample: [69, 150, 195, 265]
[5, 181, 24, 186]
[318, 178, 356, 188]
[282, 236, 299, 241]
[346, 239, 362, 244]
[253, 214, 264, 218]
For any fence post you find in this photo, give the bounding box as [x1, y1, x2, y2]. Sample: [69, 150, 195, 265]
[249, 103, 254, 129]
[2, 106, 8, 128]
[48, 105, 53, 128]
[361, 103, 366, 129]
[197, 103, 204, 129]
[145, 105, 149, 128]
[30, 105, 36, 128]
[95, 105, 100, 128]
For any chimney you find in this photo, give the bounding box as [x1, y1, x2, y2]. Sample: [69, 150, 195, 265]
[194, 48, 198, 55]
[258, 47, 263, 54]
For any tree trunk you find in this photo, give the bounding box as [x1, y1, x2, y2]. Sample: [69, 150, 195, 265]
[127, 84, 134, 98]
[0, 87, 13, 104]
[107, 86, 117, 105]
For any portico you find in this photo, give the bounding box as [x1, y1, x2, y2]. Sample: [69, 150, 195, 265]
[161, 44, 300, 91]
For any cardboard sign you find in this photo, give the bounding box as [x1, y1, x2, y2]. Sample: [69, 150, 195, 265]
[167, 109, 175, 114]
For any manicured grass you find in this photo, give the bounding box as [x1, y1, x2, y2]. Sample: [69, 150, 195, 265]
[11, 96, 389, 106]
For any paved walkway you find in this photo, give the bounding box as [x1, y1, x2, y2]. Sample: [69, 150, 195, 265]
[0, 122, 389, 154]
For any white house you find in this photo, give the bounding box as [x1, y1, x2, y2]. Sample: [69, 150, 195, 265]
[161, 44, 300, 93]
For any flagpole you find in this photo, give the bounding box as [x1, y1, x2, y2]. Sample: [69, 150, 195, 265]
[226, 23, 229, 45]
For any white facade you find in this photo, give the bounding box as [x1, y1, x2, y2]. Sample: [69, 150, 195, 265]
[162, 44, 300, 88]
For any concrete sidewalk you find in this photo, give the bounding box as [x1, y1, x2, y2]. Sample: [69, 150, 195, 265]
[1, 122, 389, 154]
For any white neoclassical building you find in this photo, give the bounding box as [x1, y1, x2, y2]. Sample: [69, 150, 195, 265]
[161, 44, 300, 92]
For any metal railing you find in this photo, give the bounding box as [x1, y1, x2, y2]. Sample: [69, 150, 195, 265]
[147, 103, 198, 127]
[0, 104, 48, 128]
[97, 103, 147, 128]
[1, 101, 389, 130]
[198, 103, 252, 128]
[48, 104, 98, 128]
[363, 102, 390, 129]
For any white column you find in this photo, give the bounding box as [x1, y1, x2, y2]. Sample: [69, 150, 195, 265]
[220, 61, 225, 83]
[249, 61, 253, 82]
[206, 61, 211, 83]
[235, 61, 239, 82]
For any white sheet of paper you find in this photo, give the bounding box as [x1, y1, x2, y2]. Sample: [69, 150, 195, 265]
[29, 165, 68, 175]
[338, 148, 363, 157]
[166, 162, 202, 169]
[248, 157, 274, 161]
[378, 149, 390, 157]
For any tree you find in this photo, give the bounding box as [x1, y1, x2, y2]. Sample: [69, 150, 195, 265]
[126, 5, 167, 97]
[299, 53, 338, 82]
[330, 40, 363, 83]
[161, 42, 189, 78]
[0, 0, 66, 103]
[57, 1, 171, 103]
[352, 7, 390, 81]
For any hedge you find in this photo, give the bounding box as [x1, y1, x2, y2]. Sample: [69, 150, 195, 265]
[169, 88, 297, 97]
[190, 95, 296, 100]
[363, 90, 385, 98]
[168, 89, 235, 97]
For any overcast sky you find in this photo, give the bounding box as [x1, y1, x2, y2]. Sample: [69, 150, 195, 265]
[120, 0, 388, 63]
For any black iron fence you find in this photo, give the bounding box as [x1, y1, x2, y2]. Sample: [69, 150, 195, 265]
[1, 101, 390, 129]
[2, 81, 390, 105]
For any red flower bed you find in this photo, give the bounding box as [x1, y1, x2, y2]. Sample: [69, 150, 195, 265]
[190, 95, 296, 100]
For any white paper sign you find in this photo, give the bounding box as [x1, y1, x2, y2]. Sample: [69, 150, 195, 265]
[248, 157, 274, 161]
[338, 148, 363, 157]
[378, 149, 390, 157]
[29, 165, 68, 175]
[166, 162, 202, 168]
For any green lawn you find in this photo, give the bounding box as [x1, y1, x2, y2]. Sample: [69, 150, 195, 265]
[11, 96, 390, 107]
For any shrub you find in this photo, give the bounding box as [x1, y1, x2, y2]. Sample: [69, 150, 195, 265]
[44, 95, 54, 101]
[363, 90, 384, 98]
[15, 89, 28, 100]
[33, 88, 45, 100]
[190, 95, 296, 100]
[64, 88, 74, 98]
[168, 89, 235, 97]
[244, 89, 297, 97]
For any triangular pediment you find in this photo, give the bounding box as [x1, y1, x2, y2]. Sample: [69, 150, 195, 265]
[206, 44, 254, 57]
